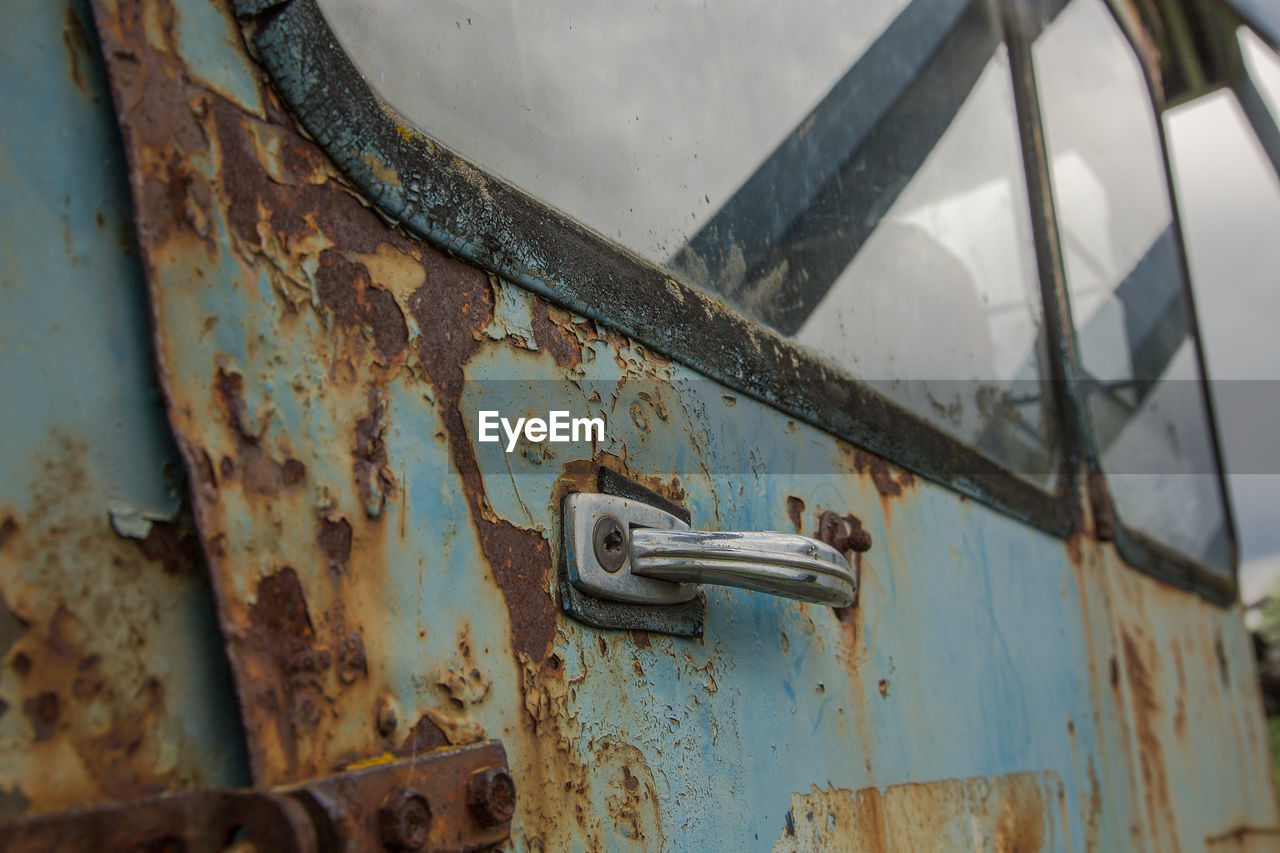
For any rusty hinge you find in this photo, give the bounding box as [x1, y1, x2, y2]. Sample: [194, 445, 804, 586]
[0, 740, 513, 853]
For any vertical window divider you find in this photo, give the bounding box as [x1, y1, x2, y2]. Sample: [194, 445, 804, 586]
[999, 0, 1089, 536]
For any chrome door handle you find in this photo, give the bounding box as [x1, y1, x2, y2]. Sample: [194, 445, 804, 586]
[564, 493, 856, 608]
[629, 528, 854, 606]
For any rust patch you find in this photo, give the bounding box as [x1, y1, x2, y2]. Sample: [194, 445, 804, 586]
[774, 772, 1050, 852]
[214, 368, 253, 443]
[552, 456, 688, 520]
[316, 516, 352, 574]
[406, 252, 492, 386]
[200, 91, 425, 370]
[130, 515, 202, 577]
[62, 3, 94, 96]
[1172, 641, 1187, 741]
[593, 738, 663, 847]
[816, 510, 872, 555]
[190, 448, 217, 495]
[786, 496, 805, 533]
[21, 691, 60, 743]
[352, 388, 395, 518]
[281, 458, 306, 486]
[851, 788, 889, 853]
[438, 666, 491, 708]
[530, 301, 582, 369]
[1205, 825, 1280, 849]
[72, 654, 103, 700]
[213, 367, 303, 496]
[1214, 631, 1230, 687]
[0, 784, 30, 820]
[245, 566, 329, 767]
[407, 265, 557, 664]
[315, 251, 408, 362]
[437, 632, 491, 713]
[1065, 532, 1083, 567]
[0, 591, 29, 660]
[551, 458, 605, 510]
[817, 511, 868, 623]
[472, 521, 556, 662]
[335, 632, 367, 686]
[1085, 757, 1101, 853]
[1122, 629, 1178, 849]
[0, 515, 16, 551]
[396, 713, 451, 756]
[852, 449, 912, 499]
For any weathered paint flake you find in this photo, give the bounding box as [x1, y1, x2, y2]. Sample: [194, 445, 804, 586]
[773, 772, 1054, 853]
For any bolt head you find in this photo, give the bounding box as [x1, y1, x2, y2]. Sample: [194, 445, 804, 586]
[842, 527, 873, 553]
[592, 516, 627, 573]
[378, 787, 431, 851]
[467, 766, 516, 826]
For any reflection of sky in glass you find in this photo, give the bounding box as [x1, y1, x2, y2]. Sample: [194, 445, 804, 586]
[1241, 28, 1280, 120]
[1166, 34, 1280, 599]
[798, 49, 1037, 383]
[1035, 0, 1169, 366]
[316, 0, 906, 261]
[1036, 0, 1227, 568]
[794, 49, 1053, 480]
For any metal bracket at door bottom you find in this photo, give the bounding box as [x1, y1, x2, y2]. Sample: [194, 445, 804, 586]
[565, 493, 857, 609]
[0, 740, 513, 853]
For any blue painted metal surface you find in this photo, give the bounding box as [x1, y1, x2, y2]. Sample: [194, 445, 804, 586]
[0, 0, 1274, 850]
[0, 0, 247, 814]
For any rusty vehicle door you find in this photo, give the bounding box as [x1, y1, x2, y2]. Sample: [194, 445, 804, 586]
[3, 0, 1280, 850]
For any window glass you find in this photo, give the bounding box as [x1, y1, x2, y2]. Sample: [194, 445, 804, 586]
[790, 46, 1053, 479]
[1034, 0, 1230, 570]
[317, 0, 909, 261]
[1240, 27, 1280, 119]
[1166, 81, 1280, 597]
[318, 0, 1058, 481]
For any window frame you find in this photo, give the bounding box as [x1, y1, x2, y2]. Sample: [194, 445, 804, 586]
[1014, 0, 1241, 601]
[1088, 0, 1239, 600]
[231, 0, 1239, 605]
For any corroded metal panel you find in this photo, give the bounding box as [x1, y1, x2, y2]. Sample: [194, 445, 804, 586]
[0, 0, 247, 815]
[80, 0, 1280, 849]
[1095, 546, 1280, 850]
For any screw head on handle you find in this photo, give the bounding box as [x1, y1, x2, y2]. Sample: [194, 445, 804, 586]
[592, 515, 628, 573]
